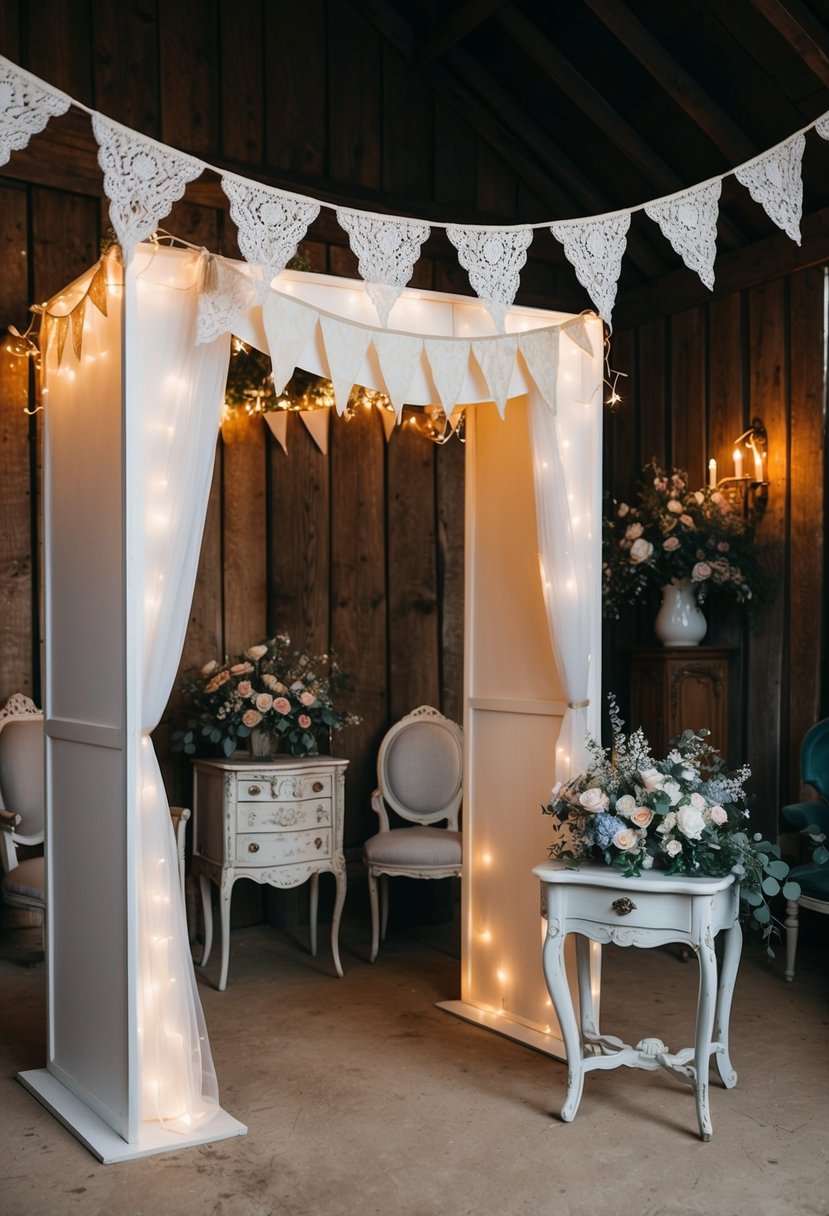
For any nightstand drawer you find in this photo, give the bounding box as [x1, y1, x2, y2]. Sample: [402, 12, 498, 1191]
[235, 828, 332, 866]
[236, 772, 333, 802]
[566, 887, 692, 935]
[236, 799, 332, 833]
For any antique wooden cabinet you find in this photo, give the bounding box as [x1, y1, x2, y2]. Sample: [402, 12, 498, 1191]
[630, 648, 731, 759]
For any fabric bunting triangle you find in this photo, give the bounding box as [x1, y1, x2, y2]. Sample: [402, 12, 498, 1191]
[92, 114, 204, 262]
[318, 314, 372, 415]
[222, 176, 320, 298]
[471, 336, 518, 417]
[424, 338, 471, 410]
[560, 316, 594, 357]
[262, 292, 319, 395]
[550, 213, 630, 326]
[735, 132, 805, 246]
[264, 411, 289, 454]
[299, 409, 330, 454]
[446, 225, 533, 332]
[518, 329, 560, 412]
[644, 179, 722, 291]
[374, 332, 423, 419]
[0, 57, 70, 166]
[197, 258, 257, 345]
[336, 209, 430, 327]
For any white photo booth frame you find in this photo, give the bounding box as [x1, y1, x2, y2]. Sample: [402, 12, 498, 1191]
[21, 244, 602, 1161]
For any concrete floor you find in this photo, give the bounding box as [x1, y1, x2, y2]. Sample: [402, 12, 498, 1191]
[0, 901, 826, 1216]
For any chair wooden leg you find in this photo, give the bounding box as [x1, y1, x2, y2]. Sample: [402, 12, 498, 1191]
[380, 875, 389, 941]
[784, 898, 799, 982]
[368, 870, 380, 963]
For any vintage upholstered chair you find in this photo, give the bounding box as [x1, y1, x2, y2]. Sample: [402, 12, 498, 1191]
[169, 805, 191, 901]
[363, 705, 463, 961]
[780, 718, 829, 981]
[0, 694, 45, 934]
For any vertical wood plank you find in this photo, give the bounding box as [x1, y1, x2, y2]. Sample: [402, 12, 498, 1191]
[382, 41, 433, 199]
[436, 433, 465, 726]
[158, 0, 220, 156]
[670, 306, 706, 483]
[637, 318, 667, 467]
[264, 0, 327, 176]
[219, 0, 265, 165]
[25, 0, 94, 102]
[433, 97, 476, 210]
[475, 139, 516, 218]
[745, 279, 787, 841]
[330, 407, 387, 848]
[787, 267, 825, 798]
[328, 2, 382, 190]
[603, 329, 637, 717]
[31, 190, 100, 306]
[220, 413, 268, 655]
[91, 0, 161, 134]
[386, 423, 440, 719]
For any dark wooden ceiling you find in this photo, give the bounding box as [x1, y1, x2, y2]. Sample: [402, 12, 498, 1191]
[351, 0, 829, 320]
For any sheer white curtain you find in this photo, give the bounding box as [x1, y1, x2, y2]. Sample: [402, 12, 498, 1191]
[528, 334, 601, 784]
[128, 247, 230, 1128]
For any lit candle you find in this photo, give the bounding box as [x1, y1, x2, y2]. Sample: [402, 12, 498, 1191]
[733, 448, 743, 479]
[752, 445, 764, 483]
[708, 458, 717, 488]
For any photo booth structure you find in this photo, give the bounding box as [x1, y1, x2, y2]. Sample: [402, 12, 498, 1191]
[20, 244, 602, 1161]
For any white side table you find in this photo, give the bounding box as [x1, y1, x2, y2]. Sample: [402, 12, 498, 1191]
[192, 755, 348, 989]
[533, 861, 742, 1141]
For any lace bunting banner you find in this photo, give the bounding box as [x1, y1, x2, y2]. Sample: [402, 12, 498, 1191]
[374, 332, 424, 418]
[336, 209, 430, 327]
[471, 335, 518, 417]
[518, 329, 560, 412]
[550, 213, 630, 326]
[0, 58, 70, 166]
[262, 292, 320, 394]
[446, 225, 533, 332]
[222, 176, 320, 297]
[645, 179, 722, 290]
[318, 314, 372, 415]
[92, 114, 203, 262]
[197, 258, 257, 345]
[735, 133, 805, 245]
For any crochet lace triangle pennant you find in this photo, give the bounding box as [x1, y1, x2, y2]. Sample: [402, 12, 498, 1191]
[336, 209, 429, 326]
[0, 56, 70, 166]
[735, 133, 805, 245]
[645, 179, 722, 290]
[550, 212, 630, 326]
[446, 225, 533, 332]
[222, 175, 320, 295]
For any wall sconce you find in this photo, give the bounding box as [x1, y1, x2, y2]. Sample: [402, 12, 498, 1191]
[707, 417, 768, 517]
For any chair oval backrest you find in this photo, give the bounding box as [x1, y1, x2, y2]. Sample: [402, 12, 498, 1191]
[378, 707, 463, 828]
[801, 718, 829, 801]
[0, 718, 45, 841]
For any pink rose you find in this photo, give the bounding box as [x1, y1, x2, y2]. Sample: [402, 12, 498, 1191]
[201, 659, 219, 676]
[709, 804, 728, 826]
[242, 709, 262, 727]
[236, 680, 252, 697]
[691, 561, 712, 582]
[273, 697, 291, 715]
[625, 522, 643, 540]
[612, 828, 639, 852]
[630, 807, 653, 829]
[230, 661, 254, 675]
[667, 500, 683, 514]
[255, 693, 273, 712]
[617, 503, 629, 517]
[299, 691, 315, 706]
[664, 839, 683, 857]
[205, 671, 230, 693]
[717, 541, 730, 552]
[629, 538, 653, 564]
[679, 514, 695, 528]
[298, 714, 312, 729]
[662, 536, 680, 551]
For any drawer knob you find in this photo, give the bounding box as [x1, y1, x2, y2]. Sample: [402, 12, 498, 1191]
[312, 781, 324, 793]
[247, 785, 261, 796]
[611, 897, 636, 916]
[314, 837, 323, 849]
[248, 842, 260, 854]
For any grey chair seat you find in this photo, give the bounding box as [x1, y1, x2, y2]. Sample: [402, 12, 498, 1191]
[1, 854, 44, 904]
[363, 826, 462, 867]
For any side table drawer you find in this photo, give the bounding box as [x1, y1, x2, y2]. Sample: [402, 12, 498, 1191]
[235, 828, 332, 867]
[566, 886, 692, 935]
[236, 799, 332, 833]
[237, 773, 333, 802]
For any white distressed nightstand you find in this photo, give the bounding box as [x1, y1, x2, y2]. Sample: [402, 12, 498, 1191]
[192, 755, 349, 989]
[533, 861, 742, 1141]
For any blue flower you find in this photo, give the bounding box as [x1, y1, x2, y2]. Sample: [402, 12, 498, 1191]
[592, 813, 628, 849]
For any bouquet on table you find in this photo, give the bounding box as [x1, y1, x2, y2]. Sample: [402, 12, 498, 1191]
[543, 698, 801, 949]
[172, 634, 360, 758]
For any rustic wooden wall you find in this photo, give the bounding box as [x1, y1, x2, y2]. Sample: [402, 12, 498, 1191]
[605, 268, 826, 841]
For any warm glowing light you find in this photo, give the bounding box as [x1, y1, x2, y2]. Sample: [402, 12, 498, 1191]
[482, 851, 492, 866]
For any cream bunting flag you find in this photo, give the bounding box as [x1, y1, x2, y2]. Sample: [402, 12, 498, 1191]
[0, 57, 70, 166]
[299, 409, 330, 454]
[423, 338, 471, 410]
[446, 225, 533, 332]
[518, 328, 560, 412]
[264, 412, 289, 454]
[374, 332, 423, 419]
[336, 209, 430, 327]
[471, 335, 518, 417]
[735, 133, 805, 245]
[645, 179, 722, 290]
[560, 316, 594, 357]
[318, 314, 372, 415]
[262, 292, 319, 394]
[92, 114, 203, 261]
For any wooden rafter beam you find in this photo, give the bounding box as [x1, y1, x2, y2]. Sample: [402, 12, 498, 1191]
[581, 0, 758, 166]
[413, 0, 508, 67]
[749, 0, 829, 89]
[494, 3, 744, 249]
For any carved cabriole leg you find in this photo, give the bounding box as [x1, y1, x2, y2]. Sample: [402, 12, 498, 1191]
[330, 866, 346, 978]
[309, 872, 319, 957]
[575, 934, 600, 1041]
[784, 898, 799, 982]
[541, 892, 584, 1123]
[380, 875, 389, 941]
[714, 918, 741, 1088]
[368, 869, 380, 962]
[198, 873, 213, 967]
[692, 900, 718, 1141]
[218, 874, 234, 992]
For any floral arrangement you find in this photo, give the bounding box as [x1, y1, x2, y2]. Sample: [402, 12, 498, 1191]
[543, 698, 802, 948]
[602, 460, 766, 619]
[172, 635, 360, 758]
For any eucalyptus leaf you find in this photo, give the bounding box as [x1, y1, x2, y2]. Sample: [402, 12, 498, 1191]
[767, 859, 788, 880]
[761, 876, 780, 897]
[222, 736, 235, 757]
[782, 881, 801, 900]
[813, 845, 829, 865]
[742, 888, 763, 907]
[753, 903, 771, 924]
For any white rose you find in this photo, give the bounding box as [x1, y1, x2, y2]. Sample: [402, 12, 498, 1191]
[688, 792, 707, 811]
[664, 839, 683, 857]
[667, 499, 683, 514]
[579, 788, 609, 813]
[201, 659, 219, 675]
[663, 779, 682, 805]
[657, 811, 677, 835]
[676, 805, 706, 840]
[612, 827, 639, 852]
[615, 794, 636, 817]
[641, 854, 654, 869]
[639, 767, 664, 792]
[550, 782, 563, 799]
[709, 804, 728, 826]
[629, 538, 654, 564]
[245, 644, 269, 662]
[631, 807, 653, 830]
[625, 522, 644, 540]
[617, 502, 630, 517]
